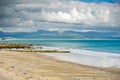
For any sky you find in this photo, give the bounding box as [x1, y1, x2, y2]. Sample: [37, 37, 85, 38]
[0, 0, 120, 33]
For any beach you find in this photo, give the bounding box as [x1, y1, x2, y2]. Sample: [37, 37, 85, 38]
[0, 50, 120, 80]
[0, 0, 120, 79]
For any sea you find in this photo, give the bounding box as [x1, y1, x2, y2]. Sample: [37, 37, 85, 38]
[0, 39, 120, 68]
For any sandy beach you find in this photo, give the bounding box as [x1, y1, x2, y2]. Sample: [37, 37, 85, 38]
[0, 50, 120, 80]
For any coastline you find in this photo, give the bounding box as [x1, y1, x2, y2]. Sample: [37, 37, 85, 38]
[0, 50, 120, 80]
[0, 42, 120, 68]
[39, 47, 120, 68]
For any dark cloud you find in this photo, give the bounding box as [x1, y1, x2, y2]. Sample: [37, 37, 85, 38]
[0, 6, 15, 17]
[0, 0, 20, 6]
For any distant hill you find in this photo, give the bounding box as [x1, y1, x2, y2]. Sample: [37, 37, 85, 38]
[0, 30, 120, 39]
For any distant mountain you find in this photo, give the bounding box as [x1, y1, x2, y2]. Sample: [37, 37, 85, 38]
[0, 30, 120, 39]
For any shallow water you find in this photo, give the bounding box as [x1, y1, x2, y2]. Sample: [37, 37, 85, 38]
[1, 39, 120, 53]
[1, 39, 120, 67]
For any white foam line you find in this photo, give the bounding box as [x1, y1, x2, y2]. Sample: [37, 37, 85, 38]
[39, 46, 120, 68]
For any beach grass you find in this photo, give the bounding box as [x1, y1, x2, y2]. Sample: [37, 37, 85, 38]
[9, 49, 70, 53]
[0, 43, 70, 53]
[0, 43, 32, 49]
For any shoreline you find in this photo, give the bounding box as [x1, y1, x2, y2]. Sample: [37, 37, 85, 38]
[0, 42, 120, 68]
[0, 50, 120, 80]
[39, 47, 120, 68]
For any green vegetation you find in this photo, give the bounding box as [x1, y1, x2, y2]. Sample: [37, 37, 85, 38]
[16, 49, 70, 53]
[0, 43, 32, 49]
[0, 43, 70, 53]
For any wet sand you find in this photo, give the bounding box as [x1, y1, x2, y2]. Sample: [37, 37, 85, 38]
[0, 50, 120, 80]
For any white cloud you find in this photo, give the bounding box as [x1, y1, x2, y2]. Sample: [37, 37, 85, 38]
[0, 27, 2, 31]
[15, 1, 120, 27]
[18, 20, 34, 27]
[39, 2, 120, 26]
[41, 9, 72, 22]
[0, 0, 120, 32]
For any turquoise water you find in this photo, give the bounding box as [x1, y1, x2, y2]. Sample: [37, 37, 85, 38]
[0, 39, 120, 54]
[1, 39, 120, 67]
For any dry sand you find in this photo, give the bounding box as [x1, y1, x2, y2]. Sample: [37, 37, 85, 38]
[0, 50, 120, 80]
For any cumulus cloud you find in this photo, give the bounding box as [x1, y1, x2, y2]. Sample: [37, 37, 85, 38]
[0, 0, 120, 32]
[39, 3, 120, 26]
[14, 1, 120, 26]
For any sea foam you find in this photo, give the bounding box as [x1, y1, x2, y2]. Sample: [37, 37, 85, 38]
[40, 46, 120, 68]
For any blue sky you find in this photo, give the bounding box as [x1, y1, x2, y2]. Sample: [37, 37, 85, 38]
[0, 0, 120, 35]
[79, 0, 116, 3]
